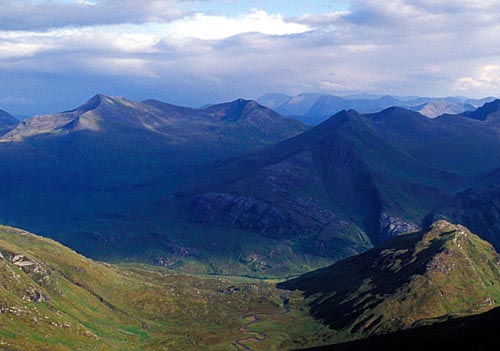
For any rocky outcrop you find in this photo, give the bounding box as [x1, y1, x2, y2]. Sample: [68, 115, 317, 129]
[379, 212, 420, 239]
[183, 190, 367, 258]
[185, 192, 314, 239]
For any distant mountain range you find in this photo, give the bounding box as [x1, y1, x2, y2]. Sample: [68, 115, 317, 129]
[156, 100, 500, 275]
[257, 93, 496, 124]
[0, 94, 306, 228]
[2, 95, 500, 277]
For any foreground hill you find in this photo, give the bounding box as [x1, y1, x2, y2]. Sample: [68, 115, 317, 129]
[280, 221, 500, 343]
[0, 109, 18, 136]
[0, 225, 327, 351]
[2, 222, 500, 351]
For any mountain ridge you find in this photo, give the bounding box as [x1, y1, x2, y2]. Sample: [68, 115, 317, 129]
[279, 221, 500, 343]
[257, 92, 498, 124]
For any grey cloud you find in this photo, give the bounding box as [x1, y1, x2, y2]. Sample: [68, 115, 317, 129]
[0, 0, 192, 30]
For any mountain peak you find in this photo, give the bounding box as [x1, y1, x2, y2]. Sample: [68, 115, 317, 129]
[228, 98, 257, 109]
[202, 98, 279, 123]
[429, 219, 465, 233]
[382, 105, 418, 114]
[312, 109, 361, 129]
[377, 95, 401, 104]
[368, 106, 427, 123]
[77, 93, 117, 113]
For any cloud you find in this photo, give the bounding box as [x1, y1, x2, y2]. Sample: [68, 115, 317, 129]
[1, 0, 500, 114]
[454, 65, 500, 93]
[167, 10, 310, 40]
[0, 96, 33, 105]
[0, 0, 190, 30]
[0, 41, 49, 58]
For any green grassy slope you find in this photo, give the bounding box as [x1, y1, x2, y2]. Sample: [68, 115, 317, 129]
[280, 221, 500, 343]
[0, 225, 328, 351]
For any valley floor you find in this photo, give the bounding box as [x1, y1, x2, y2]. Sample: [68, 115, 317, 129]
[111, 266, 333, 351]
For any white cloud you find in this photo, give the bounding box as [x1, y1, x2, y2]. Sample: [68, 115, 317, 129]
[167, 10, 310, 40]
[454, 65, 500, 92]
[0, 42, 49, 58]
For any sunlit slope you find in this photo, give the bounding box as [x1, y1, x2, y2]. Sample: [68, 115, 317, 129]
[0, 225, 327, 351]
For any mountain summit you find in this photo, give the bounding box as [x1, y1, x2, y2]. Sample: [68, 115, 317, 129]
[3, 94, 306, 141]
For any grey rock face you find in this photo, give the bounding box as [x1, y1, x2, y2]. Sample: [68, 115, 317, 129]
[185, 192, 313, 239]
[379, 212, 420, 239]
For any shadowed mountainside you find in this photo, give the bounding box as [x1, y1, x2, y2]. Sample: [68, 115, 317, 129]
[0, 94, 307, 231]
[3, 97, 500, 276]
[0, 109, 18, 136]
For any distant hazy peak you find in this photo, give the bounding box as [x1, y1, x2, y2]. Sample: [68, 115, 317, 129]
[256, 93, 293, 108]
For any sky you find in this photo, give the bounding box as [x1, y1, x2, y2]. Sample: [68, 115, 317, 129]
[1, 0, 500, 114]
